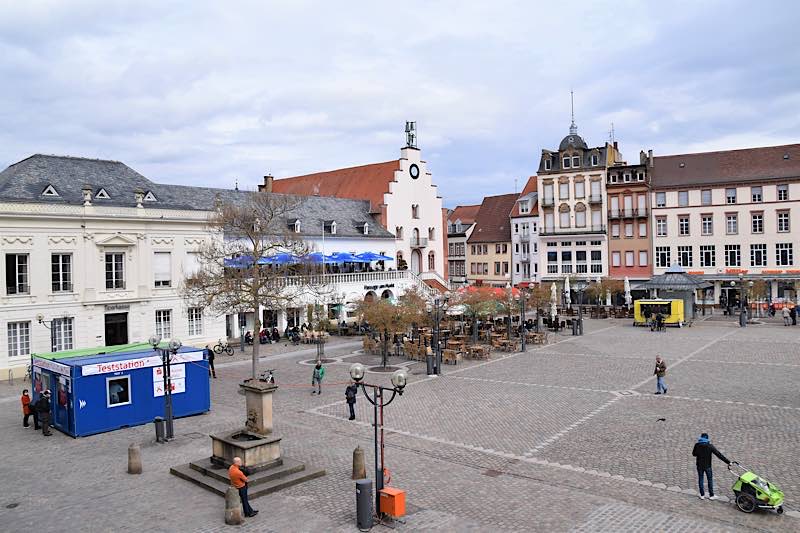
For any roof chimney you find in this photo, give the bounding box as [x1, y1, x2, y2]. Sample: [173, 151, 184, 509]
[639, 150, 647, 165]
[648, 149, 654, 168]
[258, 174, 274, 193]
[613, 141, 618, 151]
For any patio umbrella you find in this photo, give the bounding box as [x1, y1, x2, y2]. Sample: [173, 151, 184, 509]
[302, 252, 336, 264]
[563, 276, 571, 308]
[624, 276, 632, 307]
[550, 282, 558, 319]
[355, 252, 394, 262]
[263, 252, 297, 265]
[224, 255, 255, 268]
[329, 252, 366, 263]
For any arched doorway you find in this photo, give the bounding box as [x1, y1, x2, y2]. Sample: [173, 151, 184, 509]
[381, 289, 393, 300]
[410, 250, 422, 274]
[364, 291, 377, 303]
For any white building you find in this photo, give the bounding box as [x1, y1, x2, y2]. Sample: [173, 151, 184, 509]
[510, 177, 539, 287]
[0, 154, 435, 378]
[271, 125, 449, 292]
[446, 205, 480, 288]
[537, 121, 622, 281]
[650, 143, 800, 306]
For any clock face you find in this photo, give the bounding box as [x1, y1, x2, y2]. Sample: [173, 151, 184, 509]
[409, 164, 420, 179]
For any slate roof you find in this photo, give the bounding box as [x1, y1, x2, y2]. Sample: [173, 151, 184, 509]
[271, 160, 401, 213]
[467, 193, 518, 244]
[638, 264, 712, 290]
[0, 154, 392, 239]
[651, 143, 800, 189]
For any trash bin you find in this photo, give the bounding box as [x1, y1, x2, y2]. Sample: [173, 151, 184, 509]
[356, 479, 373, 531]
[154, 416, 165, 442]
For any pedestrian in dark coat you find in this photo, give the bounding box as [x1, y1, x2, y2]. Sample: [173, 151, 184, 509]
[345, 382, 358, 420]
[36, 390, 53, 436]
[692, 433, 731, 500]
[791, 306, 797, 326]
[206, 347, 216, 378]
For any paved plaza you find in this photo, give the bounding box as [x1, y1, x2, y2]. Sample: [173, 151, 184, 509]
[0, 319, 798, 532]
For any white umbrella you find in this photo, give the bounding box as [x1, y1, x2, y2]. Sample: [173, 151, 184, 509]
[563, 276, 571, 308]
[550, 283, 558, 319]
[624, 276, 632, 307]
[605, 290, 612, 307]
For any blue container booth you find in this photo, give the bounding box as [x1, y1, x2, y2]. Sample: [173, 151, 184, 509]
[31, 342, 210, 437]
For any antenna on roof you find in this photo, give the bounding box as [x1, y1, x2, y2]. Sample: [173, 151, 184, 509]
[234, 179, 239, 191]
[405, 121, 417, 149]
[609, 122, 615, 144]
[514, 177, 518, 194]
[569, 90, 578, 135]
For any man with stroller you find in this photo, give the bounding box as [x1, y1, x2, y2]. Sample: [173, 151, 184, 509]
[692, 432, 731, 500]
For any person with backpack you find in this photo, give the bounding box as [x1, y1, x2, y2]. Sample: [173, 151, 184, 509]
[36, 390, 53, 436]
[692, 432, 731, 500]
[311, 362, 325, 395]
[345, 382, 358, 420]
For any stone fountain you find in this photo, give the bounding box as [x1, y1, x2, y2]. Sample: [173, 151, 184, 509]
[171, 379, 325, 498]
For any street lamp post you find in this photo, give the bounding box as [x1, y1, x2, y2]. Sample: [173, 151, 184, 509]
[150, 335, 182, 440]
[519, 289, 527, 352]
[349, 364, 408, 518]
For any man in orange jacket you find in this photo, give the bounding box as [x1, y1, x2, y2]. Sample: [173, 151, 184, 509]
[229, 457, 258, 517]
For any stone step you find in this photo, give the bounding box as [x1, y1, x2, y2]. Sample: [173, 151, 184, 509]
[248, 466, 326, 499]
[189, 457, 305, 486]
[170, 463, 229, 496]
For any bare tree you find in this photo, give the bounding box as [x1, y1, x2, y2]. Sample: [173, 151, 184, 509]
[183, 191, 328, 379]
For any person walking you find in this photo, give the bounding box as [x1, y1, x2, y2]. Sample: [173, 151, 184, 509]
[345, 382, 358, 420]
[206, 346, 216, 378]
[21, 389, 34, 428]
[311, 362, 325, 395]
[653, 356, 668, 395]
[791, 305, 797, 326]
[36, 390, 52, 436]
[782, 306, 790, 326]
[229, 457, 258, 517]
[692, 432, 731, 500]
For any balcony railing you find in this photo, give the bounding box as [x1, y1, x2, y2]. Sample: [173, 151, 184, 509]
[541, 197, 554, 207]
[588, 194, 603, 204]
[636, 207, 648, 217]
[410, 237, 428, 248]
[609, 207, 649, 219]
[539, 224, 606, 236]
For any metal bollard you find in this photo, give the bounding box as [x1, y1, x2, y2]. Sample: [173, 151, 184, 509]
[356, 479, 373, 531]
[154, 417, 165, 443]
[224, 486, 244, 525]
[127, 443, 142, 474]
[352, 445, 366, 480]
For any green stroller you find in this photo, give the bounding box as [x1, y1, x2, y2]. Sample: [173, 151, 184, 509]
[728, 462, 785, 514]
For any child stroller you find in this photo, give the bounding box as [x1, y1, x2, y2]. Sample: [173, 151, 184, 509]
[728, 462, 785, 514]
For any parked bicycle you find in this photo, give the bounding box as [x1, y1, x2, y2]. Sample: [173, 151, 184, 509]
[213, 339, 234, 356]
[258, 368, 276, 384]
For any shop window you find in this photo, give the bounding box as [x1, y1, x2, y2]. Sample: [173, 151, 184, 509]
[107, 376, 131, 407]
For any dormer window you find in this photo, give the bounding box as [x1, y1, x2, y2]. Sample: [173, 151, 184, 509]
[636, 171, 645, 181]
[591, 154, 599, 166]
[455, 222, 463, 232]
[623, 173, 632, 183]
[143, 191, 157, 202]
[544, 158, 552, 171]
[609, 174, 618, 183]
[571, 156, 580, 168]
[363, 222, 369, 235]
[95, 188, 110, 199]
[289, 219, 301, 233]
[519, 200, 529, 214]
[42, 184, 59, 197]
[324, 220, 337, 235]
[562, 157, 571, 169]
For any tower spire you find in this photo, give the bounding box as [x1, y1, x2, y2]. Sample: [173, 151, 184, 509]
[569, 90, 578, 135]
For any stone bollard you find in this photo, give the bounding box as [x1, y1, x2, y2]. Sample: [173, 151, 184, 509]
[225, 486, 244, 525]
[127, 443, 142, 474]
[352, 445, 366, 480]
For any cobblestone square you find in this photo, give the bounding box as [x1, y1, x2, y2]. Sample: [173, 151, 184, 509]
[0, 320, 798, 532]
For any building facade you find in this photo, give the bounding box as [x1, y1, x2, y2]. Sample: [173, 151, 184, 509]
[466, 193, 518, 287]
[510, 176, 539, 287]
[606, 151, 653, 281]
[0, 154, 432, 377]
[650, 143, 800, 306]
[537, 122, 621, 282]
[271, 130, 447, 291]
[446, 205, 480, 288]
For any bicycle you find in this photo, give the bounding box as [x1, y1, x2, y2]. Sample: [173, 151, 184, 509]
[258, 368, 276, 384]
[213, 339, 234, 356]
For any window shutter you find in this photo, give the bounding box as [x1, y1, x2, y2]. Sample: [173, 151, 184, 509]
[154, 252, 171, 283]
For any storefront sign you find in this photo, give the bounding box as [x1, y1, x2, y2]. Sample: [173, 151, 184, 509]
[152, 364, 186, 380]
[153, 363, 187, 397]
[762, 269, 783, 274]
[725, 269, 749, 274]
[33, 357, 71, 377]
[82, 351, 203, 376]
[364, 283, 395, 290]
[104, 304, 130, 311]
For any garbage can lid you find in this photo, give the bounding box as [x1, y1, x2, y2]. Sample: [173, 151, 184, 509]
[154, 416, 164, 421]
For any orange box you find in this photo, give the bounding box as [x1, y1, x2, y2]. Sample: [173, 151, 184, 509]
[379, 487, 406, 517]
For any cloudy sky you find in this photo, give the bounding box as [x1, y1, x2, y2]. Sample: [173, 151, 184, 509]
[1, 0, 798, 207]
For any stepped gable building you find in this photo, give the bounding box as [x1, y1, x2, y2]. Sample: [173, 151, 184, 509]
[536, 119, 622, 282]
[447, 204, 481, 288]
[0, 154, 410, 378]
[650, 143, 800, 307]
[466, 193, 518, 287]
[510, 176, 539, 287]
[606, 150, 654, 281]
[270, 130, 447, 292]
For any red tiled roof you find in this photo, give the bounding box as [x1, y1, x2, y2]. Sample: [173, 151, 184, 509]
[652, 144, 800, 189]
[467, 193, 518, 244]
[448, 204, 481, 224]
[510, 176, 538, 217]
[272, 160, 401, 213]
